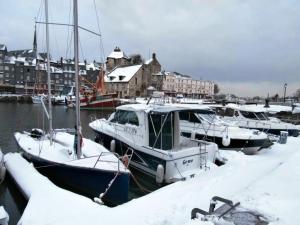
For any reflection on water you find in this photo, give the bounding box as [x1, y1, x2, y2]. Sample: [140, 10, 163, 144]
[0, 102, 151, 224]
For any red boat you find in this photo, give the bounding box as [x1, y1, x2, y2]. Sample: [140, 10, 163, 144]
[79, 69, 120, 110]
[80, 93, 120, 109]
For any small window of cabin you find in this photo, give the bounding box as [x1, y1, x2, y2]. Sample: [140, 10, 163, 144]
[111, 110, 139, 126]
[224, 108, 234, 117]
[240, 111, 257, 119]
[148, 112, 173, 150]
[179, 111, 201, 123]
[234, 110, 239, 117]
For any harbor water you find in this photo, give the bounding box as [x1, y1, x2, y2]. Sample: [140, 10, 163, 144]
[0, 102, 153, 225]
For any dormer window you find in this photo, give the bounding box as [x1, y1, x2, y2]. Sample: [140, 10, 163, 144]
[119, 75, 125, 81]
[109, 76, 115, 81]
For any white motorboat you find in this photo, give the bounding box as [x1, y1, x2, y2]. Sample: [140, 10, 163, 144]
[213, 104, 300, 137]
[90, 103, 219, 184]
[174, 104, 272, 155]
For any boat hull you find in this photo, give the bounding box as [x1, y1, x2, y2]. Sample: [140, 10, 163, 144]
[241, 127, 299, 137]
[80, 94, 120, 110]
[181, 132, 272, 155]
[22, 151, 129, 205]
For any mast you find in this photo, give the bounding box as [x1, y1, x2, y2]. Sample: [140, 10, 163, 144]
[45, 0, 53, 144]
[73, 0, 82, 158]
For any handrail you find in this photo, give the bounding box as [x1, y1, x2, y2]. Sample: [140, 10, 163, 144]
[93, 152, 121, 172]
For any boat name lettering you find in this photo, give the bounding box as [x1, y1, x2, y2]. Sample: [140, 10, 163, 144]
[125, 126, 137, 135]
[183, 159, 193, 165]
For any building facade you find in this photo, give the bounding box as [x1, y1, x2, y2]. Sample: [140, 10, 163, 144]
[162, 72, 214, 98]
[0, 43, 101, 94]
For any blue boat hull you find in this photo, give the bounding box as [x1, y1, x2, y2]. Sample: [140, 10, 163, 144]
[22, 152, 130, 206]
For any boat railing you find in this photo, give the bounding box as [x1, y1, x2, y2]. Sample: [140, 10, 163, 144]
[190, 138, 209, 169]
[93, 152, 122, 171]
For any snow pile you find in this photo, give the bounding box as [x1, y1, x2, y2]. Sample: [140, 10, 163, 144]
[5, 137, 300, 225]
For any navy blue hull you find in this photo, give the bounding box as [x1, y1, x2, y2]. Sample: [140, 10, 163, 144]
[93, 130, 167, 180]
[22, 152, 129, 205]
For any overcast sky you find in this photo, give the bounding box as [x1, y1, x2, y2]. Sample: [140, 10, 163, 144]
[0, 0, 299, 97]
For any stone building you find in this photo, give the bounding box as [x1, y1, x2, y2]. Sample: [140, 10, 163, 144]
[104, 47, 161, 97]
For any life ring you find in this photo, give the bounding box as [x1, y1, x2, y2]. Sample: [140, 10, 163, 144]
[122, 154, 129, 168]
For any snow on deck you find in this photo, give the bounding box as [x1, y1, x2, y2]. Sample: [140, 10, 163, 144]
[14, 132, 128, 173]
[5, 137, 300, 225]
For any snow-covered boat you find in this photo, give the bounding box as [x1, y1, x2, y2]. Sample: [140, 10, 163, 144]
[90, 104, 219, 184]
[175, 104, 271, 155]
[31, 94, 46, 104]
[14, 0, 130, 205]
[213, 104, 300, 137]
[14, 130, 130, 205]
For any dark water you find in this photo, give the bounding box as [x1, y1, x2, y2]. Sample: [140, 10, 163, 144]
[0, 102, 152, 225]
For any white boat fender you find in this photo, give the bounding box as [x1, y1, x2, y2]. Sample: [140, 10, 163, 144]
[110, 140, 116, 152]
[0, 149, 6, 183]
[222, 134, 231, 147]
[156, 164, 164, 184]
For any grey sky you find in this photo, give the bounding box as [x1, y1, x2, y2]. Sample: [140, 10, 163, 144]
[0, 0, 299, 97]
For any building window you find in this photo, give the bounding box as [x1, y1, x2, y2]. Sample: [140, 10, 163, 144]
[4, 66, 9, 71]
[135, 77, 137, 85]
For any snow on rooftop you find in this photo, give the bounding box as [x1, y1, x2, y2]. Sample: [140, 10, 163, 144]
[0, 44, 6, 50]
[107, 49, 127, 59]
[5, 136, 300, 225]
[104, 65, 142, 83]
[145, 58, 153, 65]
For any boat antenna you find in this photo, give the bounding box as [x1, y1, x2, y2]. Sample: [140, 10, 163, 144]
[73, 0, 82, 159]
[45, 0, 53, 145]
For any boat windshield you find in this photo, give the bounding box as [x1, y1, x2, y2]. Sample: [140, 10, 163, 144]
[255, 112, 269, 120]
[61, 86, 75, 95]
[240, 111, 258, 119]
[198, 113, 216, 124]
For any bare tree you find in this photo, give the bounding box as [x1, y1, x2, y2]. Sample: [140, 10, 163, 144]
[214, 84, 220, 94]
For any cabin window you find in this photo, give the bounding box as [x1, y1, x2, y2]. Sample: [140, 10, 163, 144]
[111, 110, 139, 126]
[148, 112, 173, 150]
[240, 111, 257, 119]
[224, 108, 234, 117]
[179, 112, 201, 123]
[255, 112, 268, 120]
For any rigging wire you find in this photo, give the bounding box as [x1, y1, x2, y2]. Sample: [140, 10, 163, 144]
[65, 0, 73, 59]
[93, 0, 105, 64]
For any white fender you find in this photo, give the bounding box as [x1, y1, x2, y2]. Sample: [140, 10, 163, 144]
[0, 149, 6, 183]
[156, 164, 164, 184]
[222, 134, 231, 147]
[110, 140, 116, 152]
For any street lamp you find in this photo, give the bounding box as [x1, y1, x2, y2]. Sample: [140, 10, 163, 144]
[283, 83, 287, 103]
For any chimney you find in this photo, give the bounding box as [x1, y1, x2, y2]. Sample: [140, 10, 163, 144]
[152, 53, 156, 59]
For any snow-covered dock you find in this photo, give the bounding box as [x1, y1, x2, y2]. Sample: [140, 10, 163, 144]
[4, 137, 300, 225]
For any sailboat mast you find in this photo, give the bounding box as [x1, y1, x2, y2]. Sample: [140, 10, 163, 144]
[73, 0, 81, 158]
[45, 0, 53, 144]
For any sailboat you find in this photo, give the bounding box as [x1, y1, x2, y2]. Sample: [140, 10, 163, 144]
[14, 0, 130, 205]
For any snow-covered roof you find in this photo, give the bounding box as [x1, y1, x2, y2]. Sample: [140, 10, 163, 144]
[147, 86, 156, 90]
[145, 58, 153, 65]
[50, 67, 63, 74]
[107, 47, 128, 59]
[86, 63, 100, 71]
[0, 44, 6, 51]
[104, 65, 142, 83]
